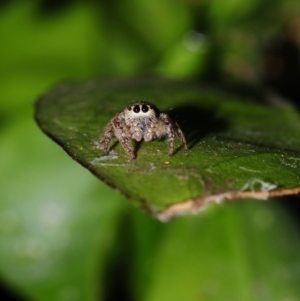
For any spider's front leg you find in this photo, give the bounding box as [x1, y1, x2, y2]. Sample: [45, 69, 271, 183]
[112, 116, 135, 159]
[159, 113, 176, 156]
[159, 113, 188, 156]
[99, 120, 114, 155]
[174, 122, 188, 151]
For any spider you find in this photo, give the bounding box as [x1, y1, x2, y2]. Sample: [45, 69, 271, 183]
[99, 101, 188, 159]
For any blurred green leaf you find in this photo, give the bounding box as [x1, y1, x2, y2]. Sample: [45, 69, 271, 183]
[155, 31, 210, 78]
[114, 0, 191, 52]
[0, 1, 102, 117]
[143, 201, 300, 301]
[0, 117, 128, 301]
[207, 0, 262, 27]
[35, 78, 300, 219]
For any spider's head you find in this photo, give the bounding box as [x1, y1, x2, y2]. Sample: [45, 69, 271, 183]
[125, 101, 159, 120]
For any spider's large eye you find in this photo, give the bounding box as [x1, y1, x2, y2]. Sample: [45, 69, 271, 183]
[142, 105, 148, 113]
[133, 105, 140, 113]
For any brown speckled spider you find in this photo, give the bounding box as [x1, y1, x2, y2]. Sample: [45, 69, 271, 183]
[99, 101, 188, 159]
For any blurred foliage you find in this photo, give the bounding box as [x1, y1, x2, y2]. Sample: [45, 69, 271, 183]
[1, 0, 300, 301]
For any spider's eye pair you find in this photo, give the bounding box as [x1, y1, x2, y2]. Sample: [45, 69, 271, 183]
[132, 104, 149, 113]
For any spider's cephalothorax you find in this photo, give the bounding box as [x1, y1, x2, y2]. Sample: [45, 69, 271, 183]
[99, 101, 188, 159]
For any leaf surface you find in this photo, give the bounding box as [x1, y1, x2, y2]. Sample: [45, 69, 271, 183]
[35, 78, 300, 219]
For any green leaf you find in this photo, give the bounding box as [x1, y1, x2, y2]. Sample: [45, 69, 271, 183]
[0, 117, 128, 301]
[35, 78, 300, 219]
[142, 201, 300, 301]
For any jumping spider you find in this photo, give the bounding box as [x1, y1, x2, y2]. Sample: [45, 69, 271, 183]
[99, 101, 188, 159]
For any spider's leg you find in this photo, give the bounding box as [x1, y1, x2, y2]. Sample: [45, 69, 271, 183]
[112, 116, 135, 159]
[159, 113, 176, 156]
[99, 121, 114, 155]
[119, 136, 135, 159]
[175, 122, 188, 151]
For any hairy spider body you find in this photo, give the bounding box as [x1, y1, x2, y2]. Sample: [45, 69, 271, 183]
[99, 101, 188, 159]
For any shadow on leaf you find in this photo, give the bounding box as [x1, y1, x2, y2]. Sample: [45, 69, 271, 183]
[168, 103, 229, 150]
